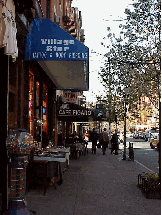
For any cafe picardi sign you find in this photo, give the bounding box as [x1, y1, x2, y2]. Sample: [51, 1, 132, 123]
[58, 103, 92, 117]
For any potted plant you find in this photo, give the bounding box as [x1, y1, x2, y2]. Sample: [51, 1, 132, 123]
[144, 173, 161, 199]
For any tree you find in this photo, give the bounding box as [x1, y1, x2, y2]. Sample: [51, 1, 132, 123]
[123, 0, 160, 96]
[99, 0, 161, 123]
[99, 0, 161, 174]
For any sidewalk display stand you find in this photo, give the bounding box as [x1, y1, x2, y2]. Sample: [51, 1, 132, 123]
[3, 130, 35, 214]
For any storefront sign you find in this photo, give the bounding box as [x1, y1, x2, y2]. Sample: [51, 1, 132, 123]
[59, 109, 92, 116]
[63, 91, 77, 103]
[24, 18, 89, 91]
[24, 18, 89, 61]
[58, 103, 92, 117]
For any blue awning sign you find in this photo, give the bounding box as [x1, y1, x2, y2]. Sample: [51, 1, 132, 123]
[24, 18, 89, 61]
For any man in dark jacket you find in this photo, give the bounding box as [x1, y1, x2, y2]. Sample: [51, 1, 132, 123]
[90, 128, 98, 154]
[111, 130, 118, 155]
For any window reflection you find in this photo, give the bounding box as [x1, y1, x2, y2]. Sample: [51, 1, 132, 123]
[43, 83, 48, 133]
[29, 72, 34, 136]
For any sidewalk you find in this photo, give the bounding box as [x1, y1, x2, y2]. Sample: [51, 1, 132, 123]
[26, 147, 161, 215]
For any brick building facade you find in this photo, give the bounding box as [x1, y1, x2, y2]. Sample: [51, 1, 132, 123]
[0, 0, 87, 212]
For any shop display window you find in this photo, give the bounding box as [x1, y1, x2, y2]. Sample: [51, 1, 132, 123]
[36, 81, 40, 119]
[43, 83, 48, 133]
[29, 72, 34, 136]
[36, 81, 39, 107]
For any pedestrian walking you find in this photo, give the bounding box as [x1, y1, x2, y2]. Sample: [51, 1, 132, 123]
[111, 130, 118, 155]
[101, 128, 109, 155]
[90, 128, 98, 154]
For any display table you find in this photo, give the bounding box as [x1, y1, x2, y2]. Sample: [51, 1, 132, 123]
[45, 147, 70, 167]
[34, 156, 67, 174]
[34, 156, 66, 162]
[27, 156, 67, 195]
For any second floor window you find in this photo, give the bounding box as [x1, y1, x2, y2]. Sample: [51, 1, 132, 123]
[46, 0, 50, 18]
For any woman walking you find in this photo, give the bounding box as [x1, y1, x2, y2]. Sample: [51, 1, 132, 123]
[101, 128, 109, 155]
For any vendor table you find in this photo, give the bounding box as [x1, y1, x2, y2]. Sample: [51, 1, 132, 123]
[45, 147, 70, 166]
[27, 155, 67, 195]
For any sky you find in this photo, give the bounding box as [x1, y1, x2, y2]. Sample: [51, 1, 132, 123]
[71, 0, 134, 103]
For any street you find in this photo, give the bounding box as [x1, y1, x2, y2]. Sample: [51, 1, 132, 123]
[125, 137, 159, 174]
[87, 137, 159, 174]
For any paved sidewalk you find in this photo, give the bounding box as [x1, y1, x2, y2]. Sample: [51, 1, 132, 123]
[26, 148, 161, 215]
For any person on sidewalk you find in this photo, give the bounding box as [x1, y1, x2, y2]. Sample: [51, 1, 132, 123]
[90, 128, 98, 154]
[111, 130, 118, 155]
[102, 128, 109, 155]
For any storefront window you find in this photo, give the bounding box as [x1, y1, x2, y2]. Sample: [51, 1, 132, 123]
[36, 81, 39, 119]
[42, 83, 48, 133]
[29, 72, 34, 136]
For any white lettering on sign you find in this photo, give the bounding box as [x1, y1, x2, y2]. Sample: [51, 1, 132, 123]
[73, 110, 86, 116]
[69, 53, 88, 59]
[56, 52, 66, 58]
[57, 39, 62, 44]
[69, 39, 74, 44]
[59, 109, 72, 115]
[32, 52, 47, 59]
[72, 53, 75, 58]
[46, 46, 69, 52]
[41, 39, 47, 44]
[36, 39, 88, 59]
[66, 110, 71, 115]
[60, 104, 70, 109]
[53, 46, 57, 51]
[87, 110, 91, 115]
[50, 39, 53, 44]
[57, 47, 63, 51]
[59, 109, 65, 115]
[64, 47, 69, 51]
[41, 39, 74, 45]
[58, 108, 92, 116]
[72, 110, 76, 115]
[46, 46, 52, 52]
[63, 40, 69, 45]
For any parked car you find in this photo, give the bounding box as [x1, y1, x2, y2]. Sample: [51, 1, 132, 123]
[144, 129, 159, 141]
[138, 131, 143, 139]
[150, 129, 159, 139]
[150, 134, 159, 149]
[133, 131, 139, 139]
[126, 132, 133, 138]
